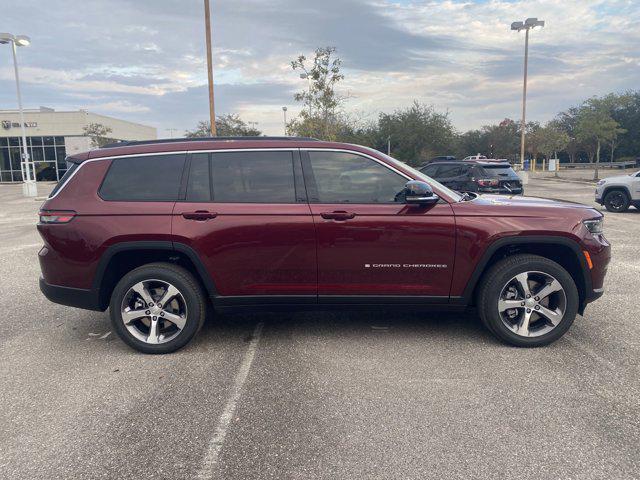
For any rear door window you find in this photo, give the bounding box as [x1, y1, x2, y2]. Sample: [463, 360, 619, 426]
[186, 153, 211, 201]
[210, 151, 296, 203]
[99, 154, 186, 201]
[434, 164, 462, 178]
[422, 164, 438, 177]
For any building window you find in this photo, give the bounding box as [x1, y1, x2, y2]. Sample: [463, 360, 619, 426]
[0, 136, 67, 183]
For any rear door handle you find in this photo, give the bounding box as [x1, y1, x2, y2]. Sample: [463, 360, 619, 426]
[182, 210, 217, 221]
[320, 210, 356, 221]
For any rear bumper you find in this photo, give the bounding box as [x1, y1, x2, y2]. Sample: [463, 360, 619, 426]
[39, 277, 103, 311]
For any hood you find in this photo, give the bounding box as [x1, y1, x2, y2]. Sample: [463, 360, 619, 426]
[473, 194, 595, 209]
[453, 194, 602, 220]
[600, 173, 637, 183]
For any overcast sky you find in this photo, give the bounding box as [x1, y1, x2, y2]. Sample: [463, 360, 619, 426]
[1, 0, 638, 137]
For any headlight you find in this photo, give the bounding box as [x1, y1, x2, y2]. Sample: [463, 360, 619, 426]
[596, 180, 605, 186]
[583, 218, 603, 234]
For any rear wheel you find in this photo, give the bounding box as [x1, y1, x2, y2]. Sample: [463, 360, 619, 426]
[110, 262, 206, 354]
[477, 254, 579, 347]
[603, 189, 630, 212]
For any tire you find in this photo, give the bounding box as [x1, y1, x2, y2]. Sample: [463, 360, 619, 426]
[603, 189, 630, 213]
[109, 262, 206, 354]
[477, 254, 579, 347]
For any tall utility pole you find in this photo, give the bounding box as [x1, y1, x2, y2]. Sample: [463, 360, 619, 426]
[511, 18, 544, 169]
[204, 0, 216, 136]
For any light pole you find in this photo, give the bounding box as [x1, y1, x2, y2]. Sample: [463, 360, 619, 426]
[511, 18, 544, 169]
[0, 33, 37, 197]
[203, 0, 216, 136]
[282, 107, 288, 135]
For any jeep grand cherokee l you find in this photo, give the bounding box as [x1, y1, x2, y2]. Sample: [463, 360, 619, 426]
[38, 137, 610, 353]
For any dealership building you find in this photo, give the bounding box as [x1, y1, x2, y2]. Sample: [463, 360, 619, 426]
[0, 107, 157, 182]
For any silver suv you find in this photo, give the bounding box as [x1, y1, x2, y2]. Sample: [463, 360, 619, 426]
[595, 170, 640, 212]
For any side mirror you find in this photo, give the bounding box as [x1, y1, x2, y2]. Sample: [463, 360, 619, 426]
[404, 180, 438, 206]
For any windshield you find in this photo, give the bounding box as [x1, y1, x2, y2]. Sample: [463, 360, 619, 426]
[375, 151, 463, 202]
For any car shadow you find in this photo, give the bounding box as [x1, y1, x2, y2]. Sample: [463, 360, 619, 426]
[195, 307, 502, 348]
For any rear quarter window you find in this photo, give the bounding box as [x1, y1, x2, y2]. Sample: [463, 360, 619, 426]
[48, 162, 79, 197]
[99, 154, 186, 201]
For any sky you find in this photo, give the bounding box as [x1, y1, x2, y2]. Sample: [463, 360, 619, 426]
[1, 0, 639, 137]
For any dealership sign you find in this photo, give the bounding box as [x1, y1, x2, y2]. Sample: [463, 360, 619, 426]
[2, 120, 38, 129]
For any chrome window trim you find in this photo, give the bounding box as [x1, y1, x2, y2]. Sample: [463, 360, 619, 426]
[47, 148, 296, 200]
[47, 147, 450, 202]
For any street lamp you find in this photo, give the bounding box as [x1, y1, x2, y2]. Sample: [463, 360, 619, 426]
[511, 18, 544, 170]
[0, 32, 37, 197]
[282, 106, 288, 135]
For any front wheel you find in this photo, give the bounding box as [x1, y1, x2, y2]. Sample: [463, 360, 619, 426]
[477, 254, 579, 347]
[109, 262, 206, 354]
[603, 189, 630, 212]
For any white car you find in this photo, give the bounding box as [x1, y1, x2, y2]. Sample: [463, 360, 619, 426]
[595, 170, 640, 212]
[462, 154, 488, 161]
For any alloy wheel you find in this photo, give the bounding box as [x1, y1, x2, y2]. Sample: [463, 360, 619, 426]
[497, 271, 567, 338]
[607, 192, 625, 211]
[120, 279, 188, 344]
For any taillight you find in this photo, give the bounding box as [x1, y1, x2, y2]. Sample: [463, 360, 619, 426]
[39, 210, 76, 224]
[477, 179, 499, 187]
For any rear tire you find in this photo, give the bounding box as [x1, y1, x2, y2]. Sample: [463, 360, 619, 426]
[477, 254, 579, 347]
[603, 189, 630, 212]
[109, 262, 206, 354]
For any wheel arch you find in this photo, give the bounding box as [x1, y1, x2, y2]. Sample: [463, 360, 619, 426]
[602, 184, 632, 199]
[460, 236, 592, 314]
[93, 241, 217, 310]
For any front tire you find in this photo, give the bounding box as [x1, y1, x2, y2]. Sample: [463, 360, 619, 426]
[477, 254, 579, 347]
[109, 262, 206, 354]
[603, 189, 630, 212]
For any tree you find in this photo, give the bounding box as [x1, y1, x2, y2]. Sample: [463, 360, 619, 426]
[575, 103, 625, 180]
[83, 123, 115, 148]
[484, 118, 519, 159]
[288, 47, 347, 140]
[594, 93, 632, 162]
[185, 114, 261, 137]
[536, 121, 570, 177]
[555, 107, 581, 163]
[373, 102, 456, 165]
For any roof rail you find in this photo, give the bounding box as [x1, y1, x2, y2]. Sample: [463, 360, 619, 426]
[100, 136, 319, 149]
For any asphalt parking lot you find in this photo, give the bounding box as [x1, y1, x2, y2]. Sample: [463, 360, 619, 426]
[0, 177, 638, 480]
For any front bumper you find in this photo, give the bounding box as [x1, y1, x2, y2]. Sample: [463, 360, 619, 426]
[39, 277, 103, 311]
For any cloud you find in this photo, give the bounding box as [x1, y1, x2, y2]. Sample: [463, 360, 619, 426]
[0, 0, 638, 135]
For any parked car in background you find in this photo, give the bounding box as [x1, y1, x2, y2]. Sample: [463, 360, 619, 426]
[420, 160, 523, 195]
[462, 154, 488, 161]
[595, 170, 640, 212]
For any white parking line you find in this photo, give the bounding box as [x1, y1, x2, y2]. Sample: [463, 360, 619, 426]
[196, 321, 264, 480]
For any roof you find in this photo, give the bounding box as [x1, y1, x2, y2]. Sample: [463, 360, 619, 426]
[100, 136, 318, 149]
[66, 137, 364, 163]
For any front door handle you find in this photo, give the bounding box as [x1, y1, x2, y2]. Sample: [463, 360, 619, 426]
[182, 210, 217, 221]
[320, 210, 356, 221]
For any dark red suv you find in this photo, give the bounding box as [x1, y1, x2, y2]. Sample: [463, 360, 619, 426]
[38, 138, 610, 353]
